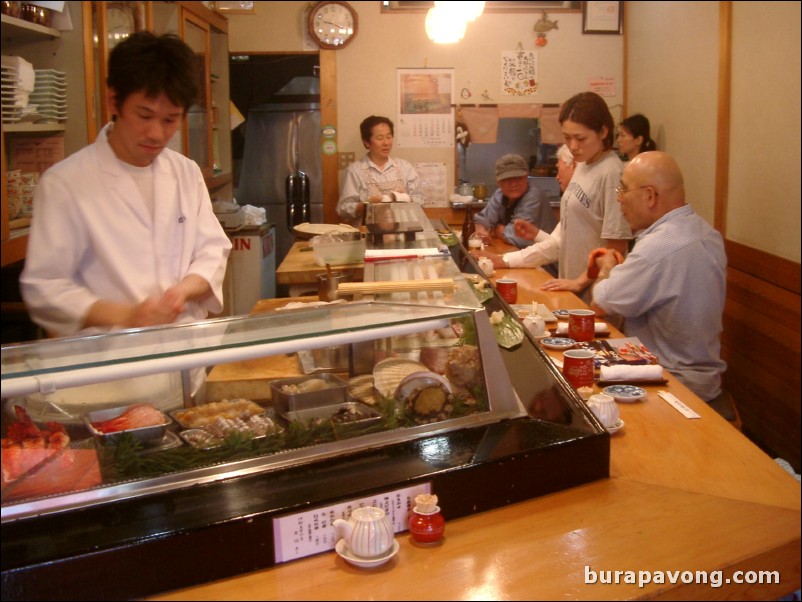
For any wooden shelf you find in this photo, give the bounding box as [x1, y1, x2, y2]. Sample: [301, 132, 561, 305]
[0, 13, 61, 40]
[2, 123, 66, 133]
[205, 171, 232, 191]
[1, 230, 29, 267]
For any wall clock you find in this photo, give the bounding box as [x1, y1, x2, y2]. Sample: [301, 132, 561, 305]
[307, 1, 358, 50]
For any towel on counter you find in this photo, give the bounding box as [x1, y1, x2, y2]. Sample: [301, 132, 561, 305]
[600, 364, 665, 382]
[363, 248, 444, 260]
[556, 322, 609, 335]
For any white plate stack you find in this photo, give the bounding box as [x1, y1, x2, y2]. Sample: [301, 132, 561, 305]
[1, 56, 35, 124]
[31, 69, 67, 123]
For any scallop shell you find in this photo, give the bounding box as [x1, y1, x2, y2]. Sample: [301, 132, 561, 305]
[347, 374, 379, 406]
[372, 358, 427, 398]
[395, 371, 453, 416]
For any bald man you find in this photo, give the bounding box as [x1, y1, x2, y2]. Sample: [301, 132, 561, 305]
[590, 151, 727, 403]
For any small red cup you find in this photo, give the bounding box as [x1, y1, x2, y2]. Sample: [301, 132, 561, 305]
[563, 349, 596, 388]
[568, 309, 595, 342]
[496, 278, 518, 304]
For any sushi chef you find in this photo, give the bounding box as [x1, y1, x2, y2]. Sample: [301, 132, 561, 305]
[21, 31, 231, 337]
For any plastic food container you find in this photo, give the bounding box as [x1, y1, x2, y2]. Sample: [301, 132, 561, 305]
[311, 236, 366, 267]
[83, 404, 171, 445]
[270, 373, 348, 414]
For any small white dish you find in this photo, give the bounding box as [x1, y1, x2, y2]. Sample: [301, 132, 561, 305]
[552, 309, 570, 320]
[606, 418, 625, 434]
[540, 337, 576, 351]
[603, 385, 647, 403]
[335, 538, 399, 568]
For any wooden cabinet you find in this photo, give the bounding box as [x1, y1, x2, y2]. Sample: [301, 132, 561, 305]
[153, 1, 232, 196]
[1, 12, 83, 268]
[1, 1, 233, 269]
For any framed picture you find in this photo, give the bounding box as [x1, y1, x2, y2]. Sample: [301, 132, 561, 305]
[582, 1, 622, 34]
[215, 1, 255, 13]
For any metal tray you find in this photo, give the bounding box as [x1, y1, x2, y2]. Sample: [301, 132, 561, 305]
[82, 404, 171, 445]
[270, 373, 348, 414]
[283, 401, 381, 433]
[170, 399, 266, 430]
[178, 412, 284, 450]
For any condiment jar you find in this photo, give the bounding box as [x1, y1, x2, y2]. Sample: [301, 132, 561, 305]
[408, 503, 445, 544]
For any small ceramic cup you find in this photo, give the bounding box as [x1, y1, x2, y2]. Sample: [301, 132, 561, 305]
[563, 349, 595, 389]
[568, 309, 595, 342]
[496, 278, 518, 304]
[587, 393, 620, 428]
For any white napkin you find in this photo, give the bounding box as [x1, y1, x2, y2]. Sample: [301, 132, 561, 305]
[600, 364, 665, 381]
[364, 248, 442, 259]
[391, 192, 412, 203]
[556, 322, 608, 335]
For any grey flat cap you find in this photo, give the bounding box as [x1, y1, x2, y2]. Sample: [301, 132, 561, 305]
[495, 154, 529, 181]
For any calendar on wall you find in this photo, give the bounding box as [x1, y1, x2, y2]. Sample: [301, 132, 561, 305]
[396, 68, 455, 148]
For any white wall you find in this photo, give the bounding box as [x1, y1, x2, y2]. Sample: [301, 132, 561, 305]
[627, 0, 801, 262]
[227, 1, 801, 263]
[727, 2, 800, 261]
[226, 1, 623, 192]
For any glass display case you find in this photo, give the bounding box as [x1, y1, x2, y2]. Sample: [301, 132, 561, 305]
[1, 212, 609, 599]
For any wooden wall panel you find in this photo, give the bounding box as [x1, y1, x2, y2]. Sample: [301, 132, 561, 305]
[722, 241, 801, 472]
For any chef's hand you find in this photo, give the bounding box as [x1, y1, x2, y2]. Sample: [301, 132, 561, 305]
[129, 296, 183, 327]
[514, 219, 539, 241]
[366, 194, 385, 204]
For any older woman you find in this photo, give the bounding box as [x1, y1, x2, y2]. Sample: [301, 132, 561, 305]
[337, 115, 423, 227]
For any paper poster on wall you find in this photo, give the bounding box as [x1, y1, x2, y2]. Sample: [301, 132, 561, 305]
[414, 162, 448, 207]
[396, 68, 455, 148]
[588, 77, 616, 97]
[502, 50, 538, 96]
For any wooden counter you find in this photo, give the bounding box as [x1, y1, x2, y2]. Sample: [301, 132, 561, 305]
[276, 241, 364, 288]
[151, 246, 801, 601]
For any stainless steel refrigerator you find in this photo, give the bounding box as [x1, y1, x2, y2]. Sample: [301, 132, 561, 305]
[236, 102, 322, 265]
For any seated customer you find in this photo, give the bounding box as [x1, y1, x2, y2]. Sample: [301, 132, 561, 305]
[473, 154, 557, 249]
[337, 115, 423, 227]
[589, 151, 727, 403]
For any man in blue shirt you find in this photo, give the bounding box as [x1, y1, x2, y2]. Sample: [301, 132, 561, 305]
[591, 151, 727, 403]
[473, 154, 557, 250]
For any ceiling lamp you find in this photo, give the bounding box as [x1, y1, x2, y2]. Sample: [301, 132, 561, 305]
[426, 3, 469, 44]
[461, 1, 486, 22]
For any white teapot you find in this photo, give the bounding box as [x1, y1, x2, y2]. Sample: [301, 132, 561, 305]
[523, 314, 546, 337]
[333, 506, 394, 558]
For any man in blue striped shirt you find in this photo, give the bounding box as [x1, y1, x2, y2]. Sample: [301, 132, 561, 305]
[590, 151, 727, 403]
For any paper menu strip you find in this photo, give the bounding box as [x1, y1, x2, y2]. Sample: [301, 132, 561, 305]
[272, 482, 431, 563]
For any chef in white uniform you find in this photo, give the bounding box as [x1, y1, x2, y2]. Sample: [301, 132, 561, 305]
[21, 32, 231, 337]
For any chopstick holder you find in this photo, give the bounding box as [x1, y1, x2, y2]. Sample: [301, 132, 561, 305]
[658, 391, 701, 419]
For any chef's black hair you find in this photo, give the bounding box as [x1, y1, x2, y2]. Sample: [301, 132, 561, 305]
[559, 91, 615, 150]
[107, 31, 199, 115]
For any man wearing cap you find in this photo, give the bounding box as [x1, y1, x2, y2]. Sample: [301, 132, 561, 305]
[472, 154, 557, 250]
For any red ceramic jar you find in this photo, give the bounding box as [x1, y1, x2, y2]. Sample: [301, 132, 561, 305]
[408, 506, 445, 544]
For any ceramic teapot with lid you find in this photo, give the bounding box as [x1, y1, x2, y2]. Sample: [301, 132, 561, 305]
[333, 506, 394, 559]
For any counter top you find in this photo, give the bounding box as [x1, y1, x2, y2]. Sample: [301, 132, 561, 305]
[276, 241, 363, 286]
[150, 243, 801, 600]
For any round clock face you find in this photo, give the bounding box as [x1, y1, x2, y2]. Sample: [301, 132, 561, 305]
[308, 1, 358, 50]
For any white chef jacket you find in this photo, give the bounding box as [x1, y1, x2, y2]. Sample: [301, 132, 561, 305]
[21, 123, 232, 336]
